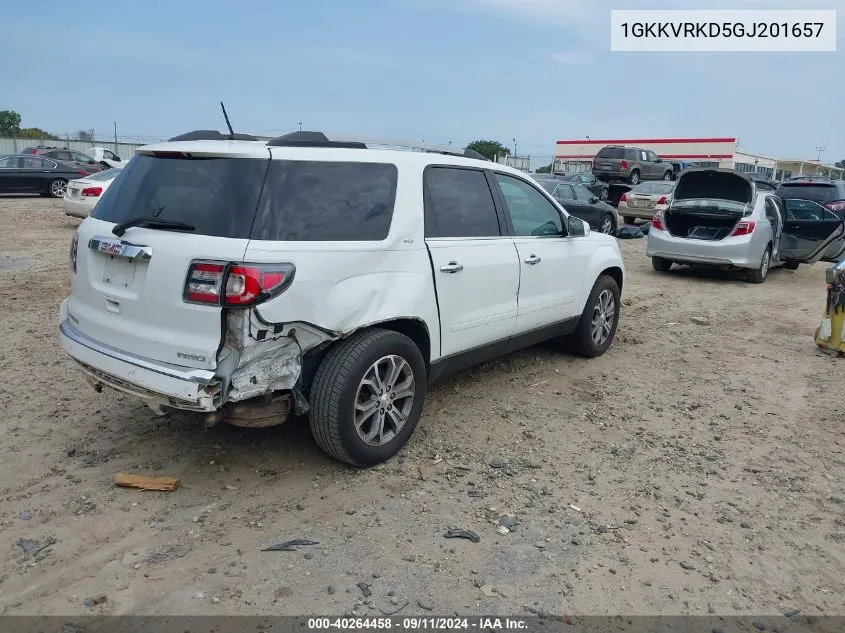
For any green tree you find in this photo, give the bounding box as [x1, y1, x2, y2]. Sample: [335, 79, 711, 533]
[0, 110, 22, 137]
[75, 128, 95, 142]
[466, 140, 511, 161]
[18, 127, 58, 140]
[836, 160, 844, 169]
[535, 163, 553, 174]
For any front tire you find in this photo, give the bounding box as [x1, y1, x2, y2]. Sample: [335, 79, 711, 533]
[748, 246, 771, 284]
[652, 256, 673, 272]
[599, 188, 608, 202]
[48, 178, 67, 198]
[562, 275, 620, 358]
[309, 329, 426, 467]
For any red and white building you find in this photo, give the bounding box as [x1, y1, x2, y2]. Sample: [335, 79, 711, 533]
[552, 137, 843, 181]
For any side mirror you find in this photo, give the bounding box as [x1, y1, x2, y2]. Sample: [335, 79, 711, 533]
[567, 216, 590, 237]
[589, 196, 599, 204]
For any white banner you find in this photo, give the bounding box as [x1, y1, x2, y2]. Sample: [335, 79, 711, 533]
[610, 10, 836, 52]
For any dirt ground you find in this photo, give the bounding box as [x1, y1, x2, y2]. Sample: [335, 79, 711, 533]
[0, 196, 843, 618]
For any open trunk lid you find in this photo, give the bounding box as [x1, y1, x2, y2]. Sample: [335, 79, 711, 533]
[664, 169, 752, 240]
[67, 148, 270, 370]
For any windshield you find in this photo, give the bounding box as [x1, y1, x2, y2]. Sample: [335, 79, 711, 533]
[535, 180, 558, 194]
[85, 168, 121, 182]
[777, 183, 840, 204]
[631, 182, 675, 195]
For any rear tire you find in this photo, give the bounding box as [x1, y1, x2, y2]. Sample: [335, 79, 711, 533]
[48, 178, 67, 198]
[309, 328, 426, 467]
[652, 256, 673, 272]
[561, 275, 620, 358]
[629, 170, 640, 185]
[663, 171, 673, 181]
[783, 261, 800, 270]
[748, 246, 772, 284]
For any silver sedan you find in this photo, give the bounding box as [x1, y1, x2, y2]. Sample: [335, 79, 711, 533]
[618, 181, 675, 223]
[647, 168, 845, 283]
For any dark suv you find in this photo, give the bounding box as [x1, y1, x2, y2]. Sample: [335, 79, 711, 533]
[593, 145, 674, 185]
[775, 178, 845, 216]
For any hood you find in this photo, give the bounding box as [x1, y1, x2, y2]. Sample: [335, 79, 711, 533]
[673, 168, 753, 204]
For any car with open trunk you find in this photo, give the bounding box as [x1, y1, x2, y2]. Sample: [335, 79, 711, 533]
[646, 168, 845, 283]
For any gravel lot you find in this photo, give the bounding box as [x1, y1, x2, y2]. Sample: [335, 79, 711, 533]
[1, 196, 843, 617]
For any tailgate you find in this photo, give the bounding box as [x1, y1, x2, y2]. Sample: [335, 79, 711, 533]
[67, 152, 269, 370]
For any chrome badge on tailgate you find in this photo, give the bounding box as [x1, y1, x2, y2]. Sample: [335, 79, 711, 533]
[88, 237, 152, 261]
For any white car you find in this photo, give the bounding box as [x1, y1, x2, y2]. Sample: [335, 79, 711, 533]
[63, 168, 123, 218]
[87, 147, 127, 169]
[59, 131, 624, 466]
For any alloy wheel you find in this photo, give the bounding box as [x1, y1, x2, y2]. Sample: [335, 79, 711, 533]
[591, 289, 616, 346]
[353, 355, 415, 447]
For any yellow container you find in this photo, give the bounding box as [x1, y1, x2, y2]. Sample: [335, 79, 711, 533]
[816, 304, 845, 355]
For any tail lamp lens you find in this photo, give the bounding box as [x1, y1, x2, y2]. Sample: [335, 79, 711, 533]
[184, 262, 295, 307]
[730, 220, 756, 237]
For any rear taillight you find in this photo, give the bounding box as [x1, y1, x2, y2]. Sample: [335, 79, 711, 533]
[651, 212, 665, 231]
[824, 201, 845, 213]
[81, 186, 102, 197]
[656, 196, 668, 205]
[730, 220, 756, 237]
[619, 192, 627, 202]
[620, 160, 629, 170]
[184, 261, 295, 307]
[79, 171, 88, 177]
[69, 232, 78, 275]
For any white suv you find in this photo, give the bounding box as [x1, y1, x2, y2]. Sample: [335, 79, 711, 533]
[59, 131, 625, 466]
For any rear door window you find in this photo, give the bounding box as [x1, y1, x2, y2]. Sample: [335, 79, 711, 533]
[424, 167, 501, 238]
[494, 173, 563, 237]
[253, 161, 397, 241]
[91, 155, 269, 238]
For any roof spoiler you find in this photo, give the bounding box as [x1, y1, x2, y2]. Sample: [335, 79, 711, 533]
[167, 130, 260, 142]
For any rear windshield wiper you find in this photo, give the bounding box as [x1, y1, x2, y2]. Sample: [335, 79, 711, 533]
[112, 217, 196, 236]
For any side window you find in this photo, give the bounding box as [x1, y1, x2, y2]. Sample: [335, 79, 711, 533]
[494, 173, 563, 237]
[54, 151, 72, 161]
[252, 160, 397, 241]
[647, 151, 659, 162]
[640, 150, 648, 161]
[554, 184, 575, 200]
[71, 151, 95, 163]
[425, 167, 501, 238]
[573, 185, 593, 202]
[0, 157, 19, 168]
[764, 198, 779, 223]
[104, 150, 120, 161]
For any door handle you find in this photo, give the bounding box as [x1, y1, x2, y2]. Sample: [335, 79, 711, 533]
[439, 261, 464, 273]
[524, 254, 541, 265]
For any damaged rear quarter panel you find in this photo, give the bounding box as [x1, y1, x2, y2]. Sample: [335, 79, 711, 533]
[244, 247, 441, 356]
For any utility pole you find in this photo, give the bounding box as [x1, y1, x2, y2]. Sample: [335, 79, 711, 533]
[513, 137, 517, 158]
[816, 145, 826, 164]
[114, 122, 118, 153]
[298, 122, 302, 131]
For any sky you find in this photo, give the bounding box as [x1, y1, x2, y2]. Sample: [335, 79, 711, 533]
[1, 0, 843, 165]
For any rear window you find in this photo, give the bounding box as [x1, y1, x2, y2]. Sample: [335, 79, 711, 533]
[596, 147, 625, 159]
[92, 156, 398, 241]
[632, 182, 675, 194]
[86, 168, 121, 182]
[251, 161, 397, 241]
[91, 155, 267, 239]
[777, 183, 840, 204]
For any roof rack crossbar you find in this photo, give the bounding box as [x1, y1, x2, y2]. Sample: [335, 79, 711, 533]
[264, 131, 490, 161]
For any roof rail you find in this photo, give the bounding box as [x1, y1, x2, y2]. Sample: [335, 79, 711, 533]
[167, 130, 261, 142]
[264, 131, 490, 161]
